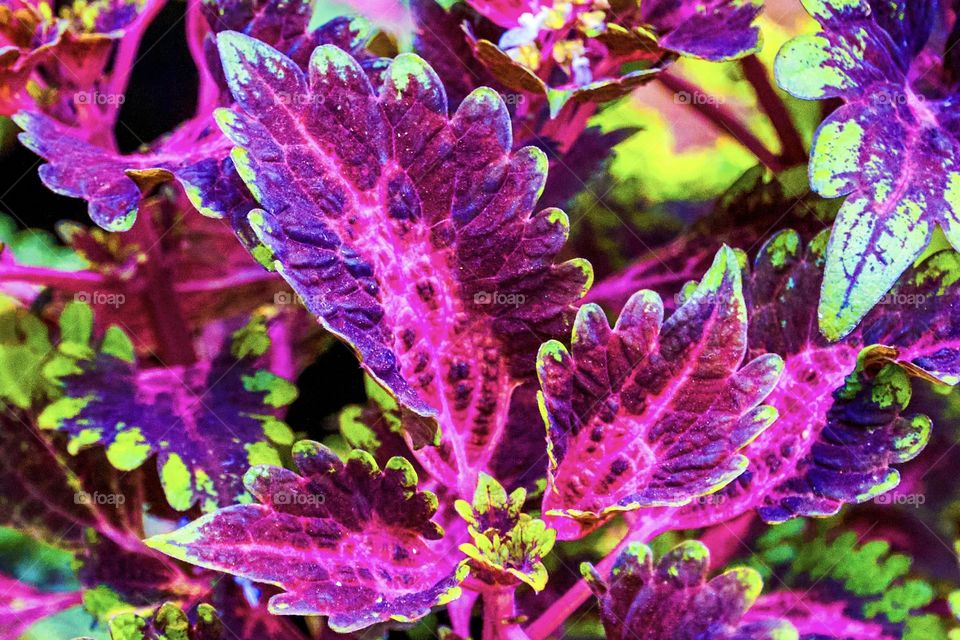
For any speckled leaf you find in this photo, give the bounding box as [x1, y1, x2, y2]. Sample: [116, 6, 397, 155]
[215, 34, 591, 478]
[145, 441, 464, 632]
[670, 230, 959, 528]
[582, 540, 796, 640]
[538, 247, 783, 539]
[455, 473, 556, 591]
[775, 0, 960, 339]
[0, 573, 82, 638]
[38, 302, 297, 512]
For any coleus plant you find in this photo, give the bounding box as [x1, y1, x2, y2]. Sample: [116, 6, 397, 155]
[1, 0, 960, 638]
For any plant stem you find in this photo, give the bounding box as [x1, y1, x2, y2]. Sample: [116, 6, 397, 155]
[185, 0, 220, 117]
[0, 265, 107, 289]
[483, 588, 527, 640]
[130, 205, 197, 366]
[739, 55, 806, 166]
[104, 0, 168, 132]
[524, 517, 665, 640]
[657, 71, 783, 173]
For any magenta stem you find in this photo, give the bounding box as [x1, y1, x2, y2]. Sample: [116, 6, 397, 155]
[186, 0, 220, 117]
[0, 265, 107, 290]
[657, 71, 783, 173]
[104, 0, 168, 131]
[739, 55, 806, 166]
[483, 587, 527, 640]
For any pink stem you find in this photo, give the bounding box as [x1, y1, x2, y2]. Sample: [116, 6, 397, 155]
[448, 589, 479, 638]
[185, 0, 220, 117]
[483, 588, 527, 640]
[0, 265, 108, 290]
[267, 313, 295, 380]
[657, 71, 784, 173]
[175, 269, 278, 293]
[104, 0, 168, 131]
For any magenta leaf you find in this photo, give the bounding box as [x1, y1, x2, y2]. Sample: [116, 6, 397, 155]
[538, 247, 783, 539]
[670, 230, 956, 528]
[38, 302, 298, 512]
[145, 441, 464, 632]
[775, 0, 960, 339]
[582, 540, 796, 640]
[215, 33, 591, 476]
[0, 573, 81, 638]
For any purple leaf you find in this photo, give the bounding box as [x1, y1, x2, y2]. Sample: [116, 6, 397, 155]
[38, 302, 298, 512]
[0, 573, 81, 638]
[640, 0, 763, 60]
[670, 229, 957, 528]
[14, 112, 233, 231]
[215, 33, 591, 480]
[538, 247, 783, 539]
[775, 0, 960, 339]
[145, 441, 465, 632]
[582, 540, 796, 640]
